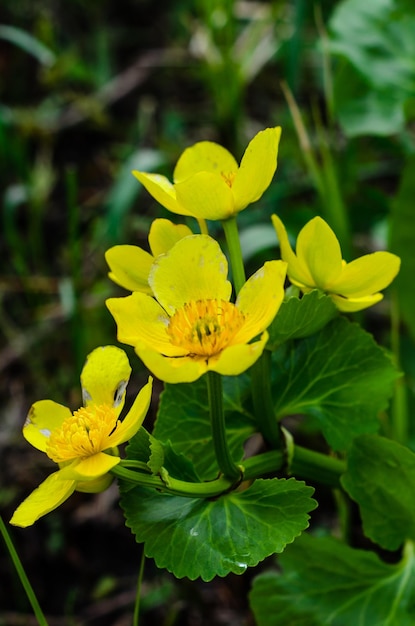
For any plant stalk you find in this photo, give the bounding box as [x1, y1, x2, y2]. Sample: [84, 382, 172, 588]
[0, 515, 49, 626]
[221, 216, 246, 294]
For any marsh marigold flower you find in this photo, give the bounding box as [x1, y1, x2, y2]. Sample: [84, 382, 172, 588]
[106, 218, 193, 294]
[107, 235, 287, 383]
[133, 127, 281, 221]
[272, 214, 401, 312]
[10, 346, 152, 527]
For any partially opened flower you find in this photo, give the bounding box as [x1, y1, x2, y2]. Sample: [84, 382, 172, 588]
[10, 346, 152, 527]
[272, 214, 401, 312]
[106, 218, 192, 294]
[133, 127, 281, 221]
[107, 235, 287, 383]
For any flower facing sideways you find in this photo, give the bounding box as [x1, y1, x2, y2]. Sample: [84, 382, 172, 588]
[272, 214, 401, 313]
[133, 127, 281, 221]
[10, 346, 152, 527]
[105, 218, 192, 294]
[107, 235, 287, 383]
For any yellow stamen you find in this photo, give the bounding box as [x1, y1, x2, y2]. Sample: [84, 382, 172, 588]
[221, 171, 236, 188]
[46, 404, 118, 463]
[167, 299, 245, 357]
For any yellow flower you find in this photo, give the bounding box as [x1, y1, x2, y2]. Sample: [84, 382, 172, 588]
[272, 214, 401, 312]
[107, 235, 287, 383]
[105, 218, 193, 294]
[132, 127, 281, 221]
[10, 346, 152, 527]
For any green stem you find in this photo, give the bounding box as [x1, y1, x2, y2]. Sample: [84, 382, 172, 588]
[390, 290, 408, 443]
[221, 216, 246, 294]
[291, 446, 345, 487]
[0, 515, 49, 626]
[113, 440, 345, 498]
[112, 464, 233, 496]
[251, 350, 282, 449]
[207, 371, 241, 481]
[133, 548, 146, 626]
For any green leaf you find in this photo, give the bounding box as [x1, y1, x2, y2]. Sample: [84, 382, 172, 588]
[342, 434, 415, 550]
[148, 438, 165, 475]
[390, 155, 415, 343]
[126, 428, 199, 482]
[328, 0, 415, 136]
[273, 317, 398, 450]
[154, 374, 256, 480]
[250, 534, 415, 626]
[333, 60, 406, 136]
[120, 478, 316, 581]
[267, 290, 338, 348]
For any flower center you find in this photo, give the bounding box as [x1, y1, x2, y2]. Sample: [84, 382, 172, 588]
[221, 171, 236, 188]
[167, 299, 245, 357]
[46, 404, 119, 463]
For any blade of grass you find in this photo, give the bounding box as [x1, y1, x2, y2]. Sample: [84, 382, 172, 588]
[0, 516, 49, 626]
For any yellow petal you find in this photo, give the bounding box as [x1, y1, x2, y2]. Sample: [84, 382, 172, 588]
[209, 333, 269, 376]
[135, 342, 209, 383]
[330, 292, 383, 313]
[232, 127, 281, 211]
[173, 141, 238, 182]
[148, 218, 193, 257]
[106, 294, 187, 357]
[133, 171, 189, 215]
[149, 235, 232, 314]
[105, 245, 153, 294]
[75, 473, 113, 493]
[234, 260, 287, 343]
[272, 214, 314, 286]
[329, 252, 401, 297]
[296, 217, 343, 288]
[24, 400, 72, 452]
[80, 346, 131, 415]
[59, 453, 120, 480]
[107, 377, 153, 445]
[9, 472, 76, 527]
[175, 172, 235, 220]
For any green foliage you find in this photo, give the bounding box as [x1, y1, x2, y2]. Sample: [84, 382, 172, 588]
[250, 534, 415, 626]
[155, 374, 256, 480]
[328, 0, 415, 136]
[120, 478, 316, 581]
[390, 155, 415, 343]
[272, 317, 398, 450]
[267, 290, 338, 347]
[342, 434, 415, 550]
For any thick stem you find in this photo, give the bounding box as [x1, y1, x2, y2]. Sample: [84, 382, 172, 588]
[114, 439, 345, 498]
[221, 216, 246, 294]
[207, 371, 241, 481]
[251, 350, 283, 449]
[291, 445, 345, 487]
[112, 464, 233, 497]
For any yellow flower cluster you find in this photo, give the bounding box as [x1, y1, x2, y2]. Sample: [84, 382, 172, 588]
[11, 126, 401, 527]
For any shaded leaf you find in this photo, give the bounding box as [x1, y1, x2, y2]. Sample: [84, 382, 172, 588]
[250, 534, 415, 626]
[342, 434, 415, 550]
[273, 317, 398, 450]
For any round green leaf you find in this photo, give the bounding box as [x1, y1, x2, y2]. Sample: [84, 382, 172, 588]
[120, 478, 317, 581]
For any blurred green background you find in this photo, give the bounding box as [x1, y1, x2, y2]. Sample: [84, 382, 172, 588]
[1, 0, 415, 624]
